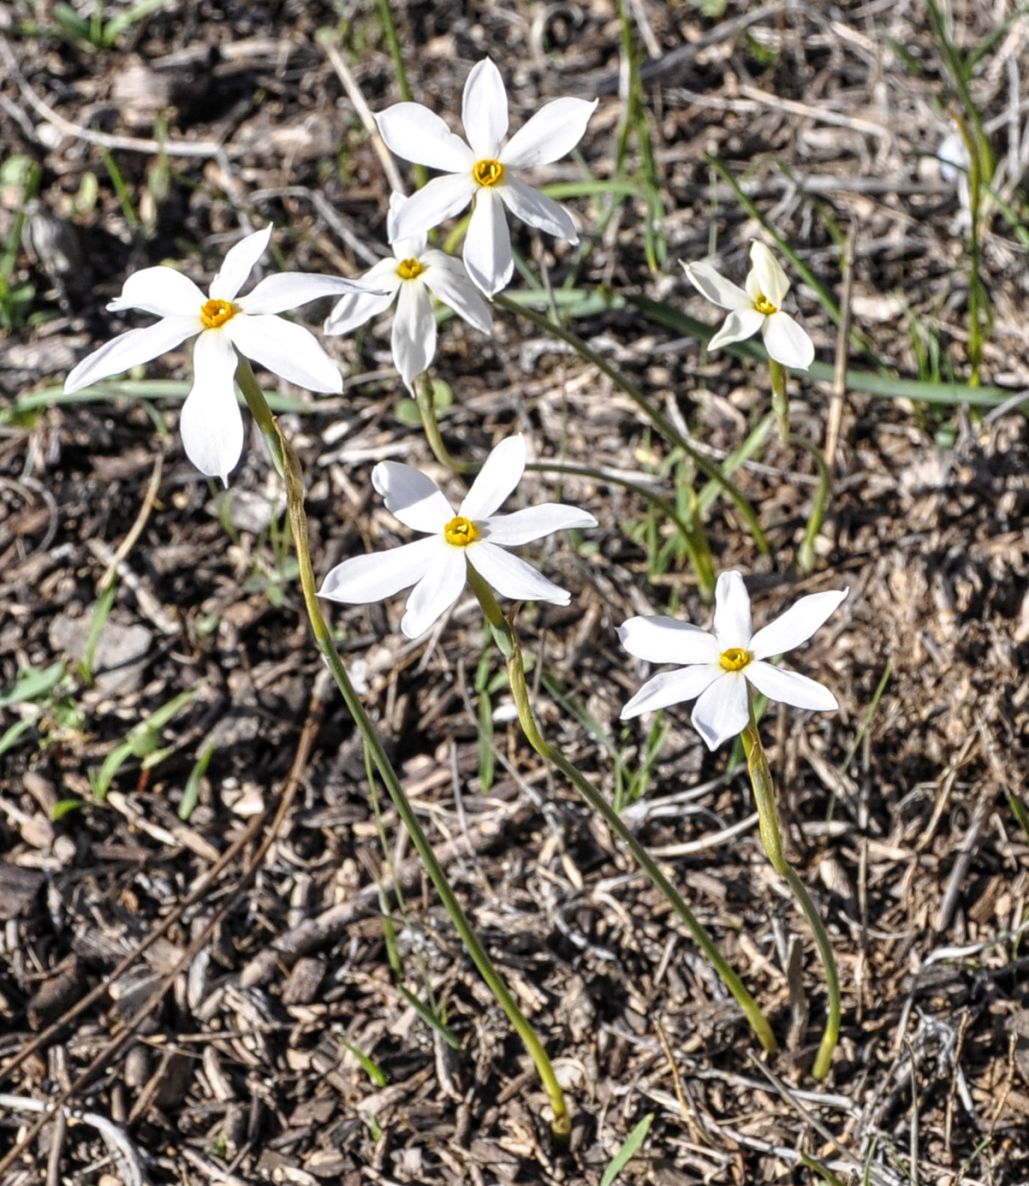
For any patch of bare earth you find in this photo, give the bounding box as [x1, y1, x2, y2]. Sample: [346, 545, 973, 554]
[1, 1, 1027, 1183]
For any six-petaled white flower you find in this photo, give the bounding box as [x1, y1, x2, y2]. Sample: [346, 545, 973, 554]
[376, 58, 597, 297]
[682, 241, 815, 371]
[319, 435, 596, 639]
[324, 192, 492, 389]
[63, 225, 370, 483]
[619, 571, 846, 750]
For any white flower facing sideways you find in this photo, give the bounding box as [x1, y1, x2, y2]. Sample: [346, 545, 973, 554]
[319, 435, 597, 640]
[323, 192, 492, 389]
[64, 225, 371, 483]
[376, 58, 598, 296]
[682, 240, 815, 371]
[619, 571, 847, 751]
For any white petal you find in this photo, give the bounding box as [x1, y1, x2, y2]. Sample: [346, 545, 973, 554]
[387, 191, 427, 259]
[483, 503, 596, 546]
[376, 103, 475, 173]
[707, 307, 765, 351]
[617, 616, 720, 666]
[227, 314, 342, 393]
[107, 266, 206, 316]
[64, 316, 199, 393]
[463, 188, 513, 297]
[372, 461, 453, 533]
[319, 536, 440, 604]
[391, 280, 436, 388]
[466, 540, 570, 605]
[323, 259, 401, 335]
[240, 272, 374, 315]
[324, 288, 398, 336]
[178, 331, 244, 483]
[713, 571, 752, 648]
[691, 673, 750, 750]
[749, 588, 848, 659]
[620, 665, 723, 720]
[389, 173, 477, 243]
[459, 434, 525, 520]
[420, 250, 493, 333]
[462, 59, 508, 159]
[501, 97, 598, 168]
[745, 661, 838, 712]
[761, 311, 815, 370]
[401, 548, 467, 637]
[499, 179, 578, 242]
[209, 225, 272, 301]
[749, 240, 789, 306]
[681, 260, 750, 311]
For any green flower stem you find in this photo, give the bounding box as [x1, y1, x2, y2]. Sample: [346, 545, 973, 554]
[373, 0, 427, 192]
[769, 359, 789, 444]
[740, 714, 840, 1079]
[235, 363, 570, 1139]
[467, 567, 776, 1054]
[494, 293, 770, 556]
[525, 459, 716, 604]
[786, 434, 831, 576]
[414, 372, 475, 474]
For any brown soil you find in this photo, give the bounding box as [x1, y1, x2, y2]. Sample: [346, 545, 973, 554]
[1, 2, 1027, 1184]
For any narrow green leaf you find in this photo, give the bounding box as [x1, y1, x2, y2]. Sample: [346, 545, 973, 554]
[601, 1113, 654, 1186]
[0, 662, 67, 709]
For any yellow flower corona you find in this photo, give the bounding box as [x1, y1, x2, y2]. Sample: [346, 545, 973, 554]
[719, 647, 751, 672]
[396, 257, 427, 281]
[200, 298, 239, 329]
[753, 294, 777, 316]
[472, 159, 504, 188]
[444, 515, 479, 547]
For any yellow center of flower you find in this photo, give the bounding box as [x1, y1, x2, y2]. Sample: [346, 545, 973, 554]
[443, 515, 479, 547]
[396, 257, 426, 281]
[472, 158, 504, 188]
[719, 647, 751, 672]
[754, 294, 777, 316]
[200, 298, 239, 329]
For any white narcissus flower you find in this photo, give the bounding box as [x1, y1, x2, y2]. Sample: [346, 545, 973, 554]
[682, 241, 815, 371]
[619, 571, 847, 751]
[376, 58, 598, 297]
[64, 225, 370, 483]
[324, 192, 492, 389]
[319, 435, 596, 639]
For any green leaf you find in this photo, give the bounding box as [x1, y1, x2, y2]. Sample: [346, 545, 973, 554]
[0, 662, 67, 709]
[0, 719, 34, 758]
[179, 743, 215, 820]
[51, 798, 85, 821]
[337, 1036, 388, 1087]
[601, 1113, 654, 1186]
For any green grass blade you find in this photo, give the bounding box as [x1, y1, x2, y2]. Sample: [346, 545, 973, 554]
[337, 1036, 388, 1087]
[0, 661, 67, 709]
[601, 1112, 654, 1186]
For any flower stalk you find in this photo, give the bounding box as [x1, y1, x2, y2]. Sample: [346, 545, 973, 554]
[769, 359, 789, 444]
[494, 292, 769, 558]
[234, 360, 571, 1139]
[467, 566, 777, 1054]
[740, 706, 840, 1079]
[414, 372, 476, 474]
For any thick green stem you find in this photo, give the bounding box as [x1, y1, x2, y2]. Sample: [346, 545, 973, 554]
[235, 363, 570, 1138]
[414, 372, 475, 474]
[468, 568, 776, 1053]
[769, 359, 789, 444]
[741, 712, 840, 1079]
[494, 293, 770, 556]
